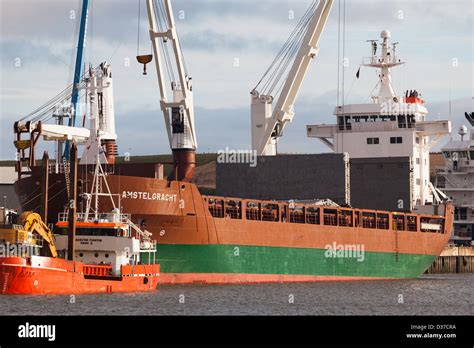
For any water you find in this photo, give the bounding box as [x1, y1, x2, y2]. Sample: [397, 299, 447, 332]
[0, 274, 472, 316]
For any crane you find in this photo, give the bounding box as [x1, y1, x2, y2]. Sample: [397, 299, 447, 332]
[14, 0, 118, 178]
[143, 0, 197, 181]
[64, 0, 90, 160]
[251, 0, 333, 156]
[19, 212, 58, 258]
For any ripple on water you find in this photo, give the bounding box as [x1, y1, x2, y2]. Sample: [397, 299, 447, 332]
[0, 274, 472, 316]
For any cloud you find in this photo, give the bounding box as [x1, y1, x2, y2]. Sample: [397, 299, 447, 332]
[0, 0, 472, 159]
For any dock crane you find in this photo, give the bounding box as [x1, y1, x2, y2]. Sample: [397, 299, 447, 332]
[142, 0, 197, 181]
[251, 0, 333, 156]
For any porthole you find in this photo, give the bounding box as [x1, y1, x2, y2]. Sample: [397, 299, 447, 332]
[95, 253, 99, 257]
[105, 253, 109, 258]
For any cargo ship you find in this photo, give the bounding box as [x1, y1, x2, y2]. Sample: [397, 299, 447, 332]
[14, 165, 454, 284]
[11, 0, 453, 284]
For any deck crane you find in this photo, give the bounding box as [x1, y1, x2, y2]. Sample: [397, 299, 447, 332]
[64, 0, 90, 160]
[143, 0, 197, 181]
[13, 0, 118, 178]
[251, 0, 333, 156]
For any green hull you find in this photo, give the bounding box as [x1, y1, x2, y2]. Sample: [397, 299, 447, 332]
[143, 244, 436, 279]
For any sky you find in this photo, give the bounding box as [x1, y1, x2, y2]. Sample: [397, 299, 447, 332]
[0, 0, 472, 160]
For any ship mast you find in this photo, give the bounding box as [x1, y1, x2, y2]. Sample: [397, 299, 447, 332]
[362, 30, 404, 103]
[144, 0, 197, 181]
[83, 68, 117, 222]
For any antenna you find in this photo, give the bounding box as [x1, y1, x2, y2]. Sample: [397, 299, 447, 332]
[449, 88, 453, 140]
[392, 42, 399, 59]
[366, 39, 377, 58]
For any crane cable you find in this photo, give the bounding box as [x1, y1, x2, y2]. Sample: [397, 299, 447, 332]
[257, 2, 316, 95]
[254, 1, 316, 93]
[269, 13, 313, 96]
[137, 0, 141, 56]
[19, 66, 98, 125]
[253, 1, 317, 97]
[153, 0, 175, 83]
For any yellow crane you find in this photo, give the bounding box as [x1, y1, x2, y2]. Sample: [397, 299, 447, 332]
[0, 209, 58, 258]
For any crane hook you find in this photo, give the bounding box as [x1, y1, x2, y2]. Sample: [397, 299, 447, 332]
[136, 55, 153, 75]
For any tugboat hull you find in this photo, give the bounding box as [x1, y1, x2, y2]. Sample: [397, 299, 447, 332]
[0, 256, 160, 295]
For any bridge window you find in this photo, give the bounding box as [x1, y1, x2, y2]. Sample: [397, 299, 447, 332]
[345, 116, 352, 130]
[338, 116, 344, 130]
[398, 115, 407, 128]
[367, 137, 379, 145]
[390, 136, 403, 144]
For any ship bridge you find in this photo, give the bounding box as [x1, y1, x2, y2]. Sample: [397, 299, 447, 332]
[306, 30, 451, 209]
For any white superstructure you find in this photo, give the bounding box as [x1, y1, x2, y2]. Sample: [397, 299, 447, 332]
[306, 30, 451, 209]
[80, 62, 118, 164]
[435, 113, 474, 245]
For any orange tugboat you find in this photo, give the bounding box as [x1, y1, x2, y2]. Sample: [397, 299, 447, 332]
[0, 144, 159, 295]
[0, 208, 159, 294]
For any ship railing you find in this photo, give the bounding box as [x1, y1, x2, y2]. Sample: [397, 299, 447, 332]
[57, 213, 67, 222]
[49, 162, 70, 174]
[83, 264, 113, 277]
[140, 240, 157, 253]
[48, 162, 115, 175]
[362, 56, 377, 65]
[57, 212, 131, 223]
